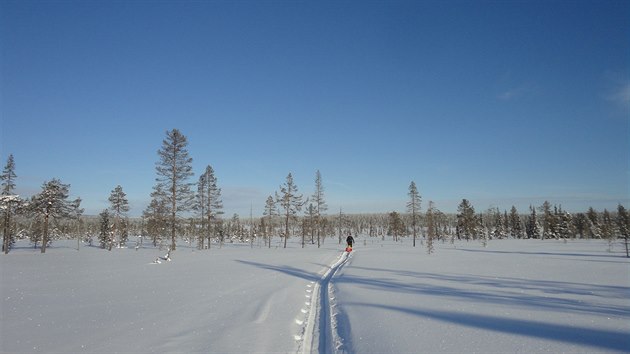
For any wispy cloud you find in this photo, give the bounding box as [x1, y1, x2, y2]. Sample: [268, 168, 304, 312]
[497, 83, 534, 101]
[605, 82, 630, 105]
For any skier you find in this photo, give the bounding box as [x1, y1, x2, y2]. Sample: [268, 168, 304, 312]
[346, 234, 354, 252]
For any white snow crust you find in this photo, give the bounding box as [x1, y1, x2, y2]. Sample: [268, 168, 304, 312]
[1, 238, 628, 353]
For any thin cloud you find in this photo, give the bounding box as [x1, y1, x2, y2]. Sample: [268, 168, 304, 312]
[605, 82, 630, 105]
[497, 84, 534, 101]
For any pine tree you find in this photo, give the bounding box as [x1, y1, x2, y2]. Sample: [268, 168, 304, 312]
[586, 207, 600, 239]
[155, 129, 195, 251]
[276, 173, 303, 248]
[29, 179, 81, 253]
[2, 154, 20, 254]
[387, 211, 405, 242]
[311, 170, 327, 248]
[616, 204, 629, 257]
[407, 181, 421, 247]
[263, 195, 277, 248]
[108, 185, 130, 249]
[426, 201, 436, 254]
[143, 185, 168, 247]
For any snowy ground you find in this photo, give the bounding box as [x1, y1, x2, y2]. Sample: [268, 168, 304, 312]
[1, 237, 629, 353]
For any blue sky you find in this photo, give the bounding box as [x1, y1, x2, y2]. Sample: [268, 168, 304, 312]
[1, 0, 628, 217]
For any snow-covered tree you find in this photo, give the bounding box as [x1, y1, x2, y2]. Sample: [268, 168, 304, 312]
[407, 181, 421, 247]
[584, 207, 601, 239]
[600, 209, 615, 249]
[108, 185, 130, 249]
[508, 206, 523, 238]
[98, 209, 112, 249]
[29, 179, 81, 253]
[155, 129, 195, 250]
[276, 173, 303, 248]
[526, 205, 541, 239]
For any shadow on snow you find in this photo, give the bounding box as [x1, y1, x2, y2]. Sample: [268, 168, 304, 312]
[345, 303, 630, 352]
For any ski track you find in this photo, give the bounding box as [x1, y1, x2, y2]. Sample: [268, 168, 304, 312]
[298, 250, 352, 354]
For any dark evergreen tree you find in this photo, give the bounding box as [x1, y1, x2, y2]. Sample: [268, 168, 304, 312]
[600, 209, 615, 248]
[1, 154, 20, 254]
[196, 165, 223, 249]
[540, 201, 556, 240]
[616, 204, 629, 257]
[456, 199, 477, 240]
[426, 201, 437, 254]
[526, 205, 541, 239]
[586, 207, 600, 238]
[155, 129, 195, 250]
[108, 185, 130, 249]
[98, 209, 112, 249]
[407, 181, 421, 247]
[508, 206, 523, 238]
[573, 213, 587, 238]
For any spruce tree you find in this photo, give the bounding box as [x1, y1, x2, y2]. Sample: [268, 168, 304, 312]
[108, 185, 130, 249]
[1, 154, 20, 254]
[407, 181, 421, 247]
[155, 129, 195, 251]
[426, 201, 436, 254]
[508, 206, 523, 238]
[98, 209, 112, 249]
[196, 165, 223, 249]
[526, 205, 541, 239]
[616, 204, 629, 257]
[456, 199, 476, 240]
[586, 207, 600, 238]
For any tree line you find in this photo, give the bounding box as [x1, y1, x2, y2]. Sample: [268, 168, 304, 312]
[2, 129, 629, 256]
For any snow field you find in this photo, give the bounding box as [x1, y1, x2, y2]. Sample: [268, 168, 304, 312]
[333, 239, 630, 353]
[2, 238, 629, 353]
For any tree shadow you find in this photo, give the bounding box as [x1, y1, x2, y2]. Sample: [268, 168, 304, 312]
[338, 268, 630, 318]
[235, 259, 320, 282]
[456, 247, 628, 261]
[345, 302, 630, 352]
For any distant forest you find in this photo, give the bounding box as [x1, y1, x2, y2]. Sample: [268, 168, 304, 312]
[2, 129, 629, 256]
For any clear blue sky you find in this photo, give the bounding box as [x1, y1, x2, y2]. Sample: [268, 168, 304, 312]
[1, 0, 628, 217]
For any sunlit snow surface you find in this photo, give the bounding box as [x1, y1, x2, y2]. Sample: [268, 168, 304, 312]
[2, 238, 629, 353]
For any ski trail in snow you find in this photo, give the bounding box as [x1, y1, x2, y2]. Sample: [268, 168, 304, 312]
[300, 251, 352, 354]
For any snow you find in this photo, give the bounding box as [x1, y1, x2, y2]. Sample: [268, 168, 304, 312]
[1, 238, 629, 353]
